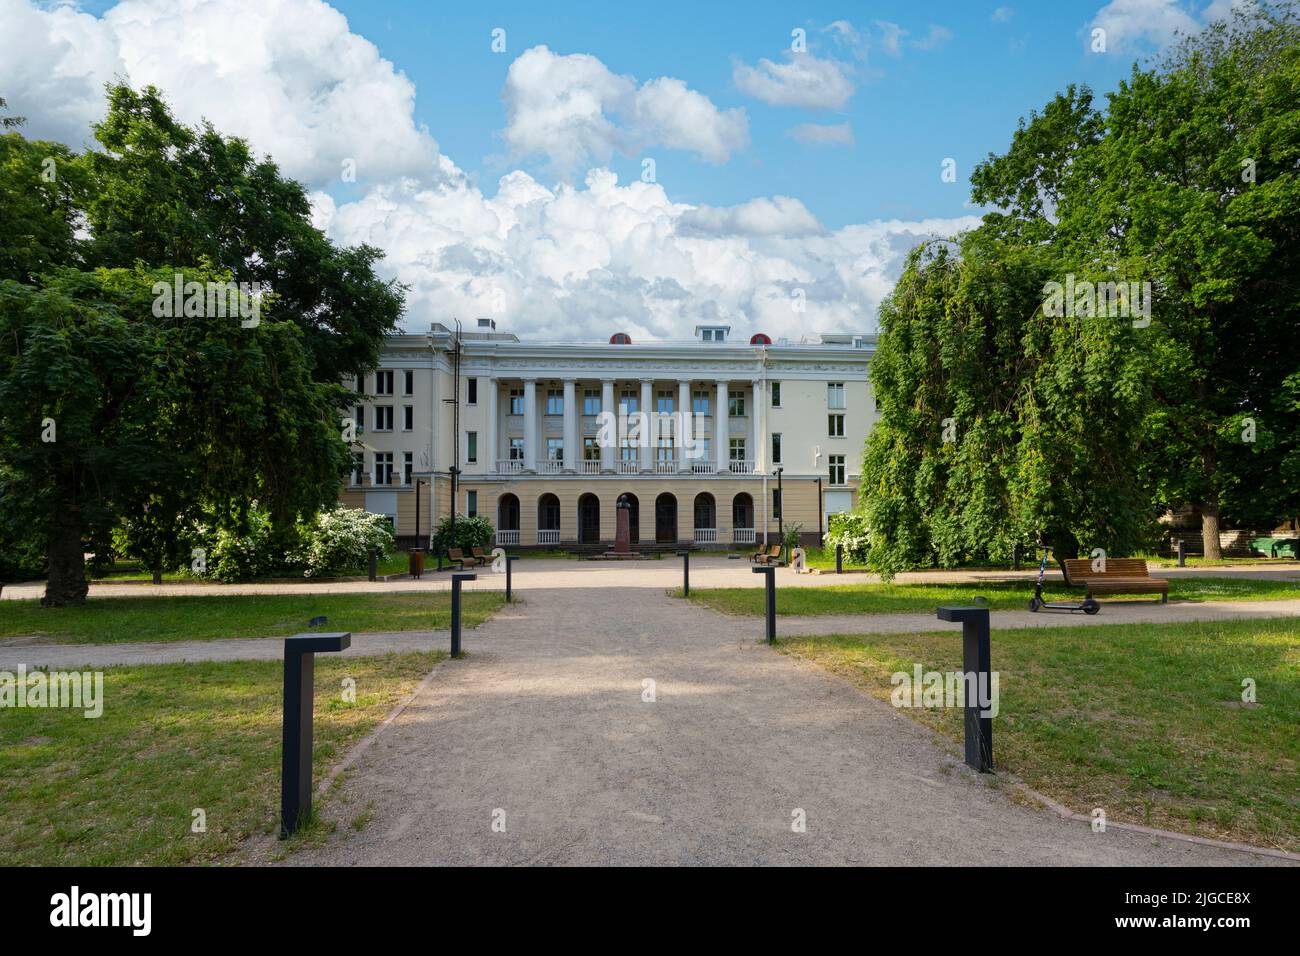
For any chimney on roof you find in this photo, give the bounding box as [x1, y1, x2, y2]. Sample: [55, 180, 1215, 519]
[477, 317, 497, 330]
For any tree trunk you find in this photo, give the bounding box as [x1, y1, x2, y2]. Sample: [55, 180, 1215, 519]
[1201, 500, 1222, 561]
[152, 567, 163, 585]
[43, 505, 88, 607]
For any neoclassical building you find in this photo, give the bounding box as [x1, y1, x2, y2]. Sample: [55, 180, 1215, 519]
[340, 319, 877, 550]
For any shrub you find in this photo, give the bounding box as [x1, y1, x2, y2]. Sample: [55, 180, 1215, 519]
[825, 512, 870, 564]
[431, 514, 494, 555]
[195, 509, 278, 582]
[295, 506, 395, 578]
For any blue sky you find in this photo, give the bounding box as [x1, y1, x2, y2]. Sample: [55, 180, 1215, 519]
[3, 0, 1229, 337]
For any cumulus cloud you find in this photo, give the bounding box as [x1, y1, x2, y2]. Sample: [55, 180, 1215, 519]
[0, 0, 443, 187]
[732, 53, 855, 110]
[992, 6, 1015, 23]
[500, 45, 748, 177]
[785, 122, 855, 146]
[1087, 0, 1249, 52]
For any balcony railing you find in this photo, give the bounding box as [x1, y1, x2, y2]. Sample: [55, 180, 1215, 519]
[580, 460, 601, 474]
[617, 458, 639, 474]
[538, 459, 563, 474]
[732, 528, 755, 544]
[728, 459, 754, 474]
[537, 529, 560, 546]
[496, 529, 520, 546]
[694, 527, 717, 544]
[497, 459, 524, 474]
[687, 460, 714, 474]
[652, 457, 676, 474]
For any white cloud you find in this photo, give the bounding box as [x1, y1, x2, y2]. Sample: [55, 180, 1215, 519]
[500, 45, 748, 177]
[875, 21, 909, 57]
[785, 122, 855, 146]
[732, 54, 855, 110]
[992, 7, 1015, 23]
[0, 0, 443, 187]
[912, 25, 955, 50]
[1087, 0, 1248, 52]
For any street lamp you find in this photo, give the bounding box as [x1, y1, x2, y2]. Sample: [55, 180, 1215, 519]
[774, 467, 784, 561]
[448, 465, 461, 560]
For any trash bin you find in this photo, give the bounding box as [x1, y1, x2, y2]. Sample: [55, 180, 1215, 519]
[408, 548, 425, 579]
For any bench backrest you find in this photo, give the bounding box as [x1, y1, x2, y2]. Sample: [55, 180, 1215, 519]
[1062, 557, 1150, 581]
[448, 548, 465, 559]
[471, 546, 486, 556]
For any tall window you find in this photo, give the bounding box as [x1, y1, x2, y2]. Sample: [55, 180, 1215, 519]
[374, 406, 394, 431]
[829, 454, 846, 486]
[546, 389, 563, 415]
[656, 391, 674, 414]
[466, 490, 478, 519]
[620, 389, 638, 414]
[728, 394, 746, 417]
[403, 405, 414, 431]
[467, 432, 478, 464]
[403, 369, 414, 396]
[771, 433, 782, 464]
[583, 437, 600, 460]
[403, 452, 413, 485]
[828, 413, 845, 437]
[620, 439, 637, 462]
[509, 389, 524, 415]
[827, 382, 846, 409]
[467, 377, 478, 404]
[692, 390, 710, 415]
[547, 437, 563, 461]
[583, 389, 601, 415]
[354, 405, 365, 433]
[729, 438, 746, 463]
[771, 381, 782, 407]
[375, 452, 394, 486]
[657, 439, 673, 464]
[351, 452, 365, 485]
[509, 437, 524, 461]
[375, 370, 394, 396]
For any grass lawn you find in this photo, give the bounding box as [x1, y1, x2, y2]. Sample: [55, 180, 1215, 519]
[0, 651, 442, 865]
[778, 618, 1300, 851]
[682, 576, 1300, 616]
[90, 550, 415, 582]
[0, 592, 505, 644]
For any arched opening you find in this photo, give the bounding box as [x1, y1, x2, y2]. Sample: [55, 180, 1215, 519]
[538, 493, 560, 546]
[619, 492, 640, 544]
[578, 493, 601, 544]
[497, 493, 520, 531]
[732, 492, 754, 539]
[693, 493, 716, 544]
[655, 493, 677, 543]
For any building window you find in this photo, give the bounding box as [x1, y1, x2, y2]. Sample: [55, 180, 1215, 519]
[547, 437, 563, 461]
[403, 452, 413, 485]
[375, 452, 394, 486]
[403, 405, 414, 431]
[729, 438, 746, 463]
[354, 405, 365, 433]
[374, 406, 394, 431]
[583, 389, 601, 416]
[772, 433, 782, 464]
[546, 389, 563, 415]
[692, 390, 710, 415]
[619, 440, 637, 463]
[509, 389, 524, 415]
[828, 382, 846, 409]
[583, 437, 600, 461]
[619, 389, 638, 414]
[657, 439, 673, 464]
[699, 437, 712, 462]
[728, 394, 746, 417]
[403, 369, 414, 396]
[351, 452, 365, 485]
[466, 490, 478, 518]
[828, 413, 845, 437]
[656, 391, 674, 414]
[771, 381, 781, 407]
[375, 370, 394, 396]
[467, 377, 477, 405]
[772, 488, 782, 519]
[509, 437, 524, 461]
[467, 432, 478, 464]
[829, 454, 846, 486]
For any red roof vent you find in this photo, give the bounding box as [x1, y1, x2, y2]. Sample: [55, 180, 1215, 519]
[750, 333, 772, 345]
[609, 332, 632, 345]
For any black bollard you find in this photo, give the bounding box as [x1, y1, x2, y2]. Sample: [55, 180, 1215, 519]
[677, 550, 690, 596]
[367, 549, 377, 582]
[506, 555, 518, 603]
[752, 565, 776, 644]
[935, 605, 993, 772]
[1177, 538, 1186, 567]
[835, 543, 844, 574]
[450, 571, 476, 658]
[281, 631, 351, 837]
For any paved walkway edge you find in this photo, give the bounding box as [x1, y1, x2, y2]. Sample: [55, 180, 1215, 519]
[1010, 778, 1300, 862]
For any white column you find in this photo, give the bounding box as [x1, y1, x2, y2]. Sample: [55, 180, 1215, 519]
[487, 376, 498, 473]
[751, 379, 762, 473]
[639, 379, 653, 471]
[715, 380, 729, 472]
[677, 379, 691, 470]
[600, 378, 615, 472]
[563, 379, 577, 472]
[523, 378, 537, 472]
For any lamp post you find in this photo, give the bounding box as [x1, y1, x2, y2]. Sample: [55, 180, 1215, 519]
[447, 465, 460, 559]
[414, 477, 426, 551]
[774, 467, 784, 562]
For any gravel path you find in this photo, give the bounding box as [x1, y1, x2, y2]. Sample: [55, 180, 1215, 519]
[266, 584, 1291, 866]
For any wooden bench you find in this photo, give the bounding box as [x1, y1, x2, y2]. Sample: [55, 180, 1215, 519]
[1061, 558, 1168, 603]
[471, 546, 491, 566]
[751, 544, 783, 565]
[446, 548, 480, 570]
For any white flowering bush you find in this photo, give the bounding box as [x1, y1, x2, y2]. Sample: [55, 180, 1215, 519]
[192, 509, 278, 582]
[825, 511, 870, 564]
[295, 506, 395, 578]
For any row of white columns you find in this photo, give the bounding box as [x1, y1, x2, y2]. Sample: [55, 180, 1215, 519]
[480, 376, 765, 474]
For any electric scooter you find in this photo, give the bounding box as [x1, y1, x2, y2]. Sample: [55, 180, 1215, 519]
[1027, 546, 1100, 614]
